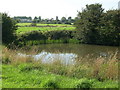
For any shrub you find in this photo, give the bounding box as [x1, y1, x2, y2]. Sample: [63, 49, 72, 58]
[18, 31, 47, 41]
[45, 30, 75, 40]
[30, 23, 37, 26]
[41, 78, 59, 88]
[2, 57, 11, 64]
[75, 78, 93, 88]
[18, 64, 43, 72]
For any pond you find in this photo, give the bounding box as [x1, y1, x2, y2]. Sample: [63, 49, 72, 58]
[19, 44, 119, 65]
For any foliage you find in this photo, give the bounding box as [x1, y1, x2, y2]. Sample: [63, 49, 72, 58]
[75, 4, 120, 46]
[14, 16, 76, 24]
[16, 30, 76, 46]
[41, 78, 59, 88]
[17, 30, 73, 40]
[30, 23, 37, 26]
[18, 31, 47, 41]
[2, 13, 17, 45]
[98, 10, 120, 46]
[75, 78, 93, 88]
[75, 4, 104, 44]
[45, 30, 75, 40]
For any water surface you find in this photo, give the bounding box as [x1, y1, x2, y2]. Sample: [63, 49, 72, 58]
[19, 44, 119, 64]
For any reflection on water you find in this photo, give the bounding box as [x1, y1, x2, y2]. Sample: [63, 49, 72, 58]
[19, 44, 119, 64]
[18, 51, 77, 65]
[34, 51, 77, 65]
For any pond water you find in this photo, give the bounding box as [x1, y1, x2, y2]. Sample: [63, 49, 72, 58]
[19, 44, 119, 64]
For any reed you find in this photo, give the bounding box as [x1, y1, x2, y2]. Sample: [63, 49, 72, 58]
[2, 46, 119, 80]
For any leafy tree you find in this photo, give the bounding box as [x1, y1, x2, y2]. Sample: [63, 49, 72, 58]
[33, 16, 38, 23]
[29, 17, 32, 20]
[75, 4, 104, 44]
[61, 17, 67, 24]
[99, 10, 120, 45]
[2, 13, 17, 45]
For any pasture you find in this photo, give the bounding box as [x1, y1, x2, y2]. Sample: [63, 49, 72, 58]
[17, 23, 73, 27]
[16, 26, 76, 34]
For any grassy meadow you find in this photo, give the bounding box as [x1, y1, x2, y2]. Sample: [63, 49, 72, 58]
[1, 46, 119, 88]
[17, 23, 72, 27]
[16, 26, 75, 34]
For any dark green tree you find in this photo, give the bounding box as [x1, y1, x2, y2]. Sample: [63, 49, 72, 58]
[99, 10, 120, 45]
[75, 4, 104, 44]
[61, 17, 66, 24]
[33, 16, 38, 23]
[2, 13, 17, 45]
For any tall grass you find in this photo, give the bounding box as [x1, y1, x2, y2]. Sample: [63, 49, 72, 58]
[2, 47, 119, 81]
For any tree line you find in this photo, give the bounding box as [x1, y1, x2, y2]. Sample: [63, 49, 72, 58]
[14, 16, 78, 24]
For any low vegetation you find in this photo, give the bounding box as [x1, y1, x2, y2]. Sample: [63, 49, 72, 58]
[2, 47, 119, 88]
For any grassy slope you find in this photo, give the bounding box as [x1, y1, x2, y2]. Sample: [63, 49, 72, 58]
[2, 64, 118, 88]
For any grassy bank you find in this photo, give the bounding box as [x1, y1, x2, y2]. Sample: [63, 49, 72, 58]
[2, 47, 119, 88]
[2, 64, 118, 88]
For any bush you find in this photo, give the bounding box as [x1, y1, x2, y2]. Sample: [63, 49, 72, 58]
[45, 30, 75, 40]
[18, 31, 47, 41]
[75, 78, 93, 88]
[2, 57, 11, 64]
[18, 64, 43, 72]
[31, 23, 37, 26]
[41, 78, 59, 88]
[16, 30, 76, 46]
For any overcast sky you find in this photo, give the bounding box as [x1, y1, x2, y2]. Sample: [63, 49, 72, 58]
[0, 0, 119, 19]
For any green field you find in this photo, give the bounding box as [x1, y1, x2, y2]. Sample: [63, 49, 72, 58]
[16, 26, 75, 34]
[16, 23, 76, 34]
[17, 23, 72, 27]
